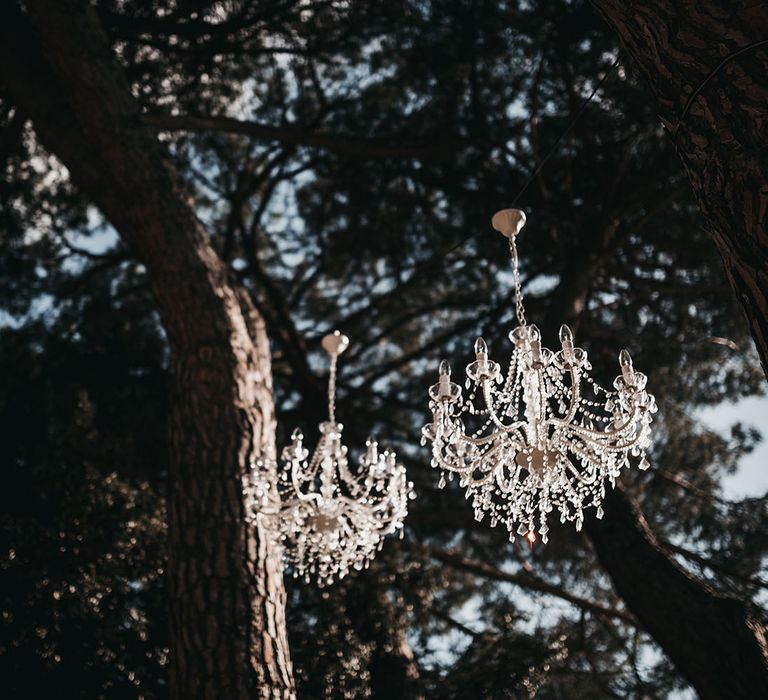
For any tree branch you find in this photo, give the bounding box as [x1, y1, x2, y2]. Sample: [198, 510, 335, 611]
[423, 545, 636, 625]
[143, 112, 487, 160]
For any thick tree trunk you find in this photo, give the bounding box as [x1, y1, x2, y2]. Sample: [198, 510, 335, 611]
[542, 244, 768, 696]
[0, 1, 295, 697]
[587, 488, 768, 699]
[591, 0, 768, 378]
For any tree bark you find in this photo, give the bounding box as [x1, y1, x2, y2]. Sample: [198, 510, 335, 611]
[541, 222, 768, 698]
[591, 0, 768, 378]
[587, 488, 768, 700]
[0, 1, 296, 697]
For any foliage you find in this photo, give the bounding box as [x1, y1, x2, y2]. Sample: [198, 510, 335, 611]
[1, 0, 765, 697]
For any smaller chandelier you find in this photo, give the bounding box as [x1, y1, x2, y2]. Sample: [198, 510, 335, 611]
[265, 331, 413, 586]
[422, 210, 657, 542]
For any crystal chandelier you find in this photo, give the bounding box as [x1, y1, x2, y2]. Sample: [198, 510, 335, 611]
[254, 331, 413, 587]
[422, 210, 657, 542]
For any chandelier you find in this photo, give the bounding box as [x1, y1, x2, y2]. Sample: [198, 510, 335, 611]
[422, 210, 657, 543]
[252, 331, 413, 586]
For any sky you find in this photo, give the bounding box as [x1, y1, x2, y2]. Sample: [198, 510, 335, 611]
[699, 394, 768, 498]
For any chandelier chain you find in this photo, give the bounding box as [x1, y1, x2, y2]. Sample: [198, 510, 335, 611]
[510, 237, 527, 327]
[328, 354, 338, 424]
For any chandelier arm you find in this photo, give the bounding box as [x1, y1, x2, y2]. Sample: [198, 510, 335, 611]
[367, 502, 405, 531]
[462, 428, 525, 447]
[485, 406, 526, 434]
[569, 431, 638, 455]
[336, 459, 369, 497]
[288, 458, 323, 501]
[290, 486, 323, 504]
[603, 404, 645, 436]
[429, 447, 464, 472]
[441, 427, 502, 447]
[570, 426, 646, 456]
[495, 464, 525, 493]
[558, 368, 582, 425]
[437, 461, 491, 484]
[500, 425, 528, 444]
[552, 412, 638, 440]
[472, 439, 510, 468]
[600, 433, 647, 453]
[430, 448, 480, 477]
[365, 490, 398, 512]
[465, 468, 499, 487]
[564, 457, 601, 486]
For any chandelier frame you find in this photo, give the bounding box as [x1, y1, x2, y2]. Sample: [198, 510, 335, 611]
[422, 210, 657, 542]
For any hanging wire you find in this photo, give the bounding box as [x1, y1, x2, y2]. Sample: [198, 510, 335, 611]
[422, 54, 622, 268]
[324, 55, 621, 377]
[673, 38, 768, 137]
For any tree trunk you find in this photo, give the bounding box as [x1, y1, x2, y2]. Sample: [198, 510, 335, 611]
[0, 1, 296, 697]
[345, 578, 424, 700]
[587, 488, 768, 699]
[591, 0, 768, 378]
[541, 234, 768, 698]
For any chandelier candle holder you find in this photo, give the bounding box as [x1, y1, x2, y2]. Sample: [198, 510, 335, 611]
[255, 331, 413, 587]
[422, 210, 657, 543]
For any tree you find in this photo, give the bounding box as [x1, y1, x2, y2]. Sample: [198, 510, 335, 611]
[0, 1, 295, 697]
[592, 0, 768, 378]
[1, 0, 767, 697]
